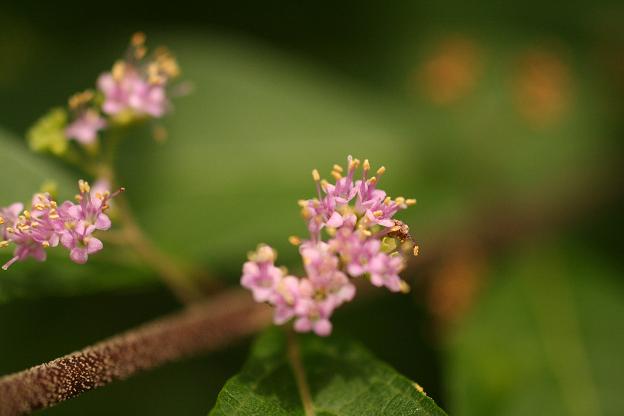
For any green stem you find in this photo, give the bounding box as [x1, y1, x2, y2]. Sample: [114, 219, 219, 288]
[115, 193, 203, 304]
[286, 329, 315, 416]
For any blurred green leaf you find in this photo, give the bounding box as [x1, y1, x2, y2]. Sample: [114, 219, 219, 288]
[0, 127, 72, 203]
[115, 34, 614, 281]
[210, 328, 447, 415]
[446, 245, 624, 416]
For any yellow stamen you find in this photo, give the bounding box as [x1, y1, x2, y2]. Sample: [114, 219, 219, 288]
[112, 61, 126, 81]
[368, 177, 377, 185]
[0, 241, 9, 248]
[78, 180, 91, 194]
[42, 241, 50, 248]
[406, 198, 417, 206]
[363, 159, 370, 171]
[312, 169, 320, 182]
[376, 166, 386, 175]
[413, 245, 420, 256]
[131, 32, 146, 46]
[332, 164, 343, 173]
[331, 171, 342, 180]
[288, 236, 301, 246]
[400, 281, 411, 294]
[0, 216, 4, 225]
[373, 210, 383, 217]
[395, 196, 405, 205]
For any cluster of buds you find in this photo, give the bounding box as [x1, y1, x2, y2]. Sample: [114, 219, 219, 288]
[28, 33, 180, 155]
[242, 156, 418, 336]
[0, 180, 122, 270]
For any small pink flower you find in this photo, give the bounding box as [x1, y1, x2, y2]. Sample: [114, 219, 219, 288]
[368, 253, 405, 292]
[61, 231, 104, 264]
[272, 275, 301, 325]
[65, 109, 106, 144]
[241, 245, 283, 303]
[294, 294, 335, 337]
[98, 68, 168, 118]
[1, 180, 120, 270]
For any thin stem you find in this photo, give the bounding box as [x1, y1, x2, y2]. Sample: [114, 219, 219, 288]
[115, 193, 203, 304]
[286, 329, 315, 416]
[93, 129, 204, 304]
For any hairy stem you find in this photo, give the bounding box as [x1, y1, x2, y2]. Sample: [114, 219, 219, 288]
[0, 290, 271, 416]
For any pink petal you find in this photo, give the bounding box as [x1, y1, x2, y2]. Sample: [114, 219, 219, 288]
[70, 248, 88, 264]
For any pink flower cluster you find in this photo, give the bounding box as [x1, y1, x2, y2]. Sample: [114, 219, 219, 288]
[0, 180, 122, 270]
[64, 33, 180, 145]
[241, 156, 417, 336]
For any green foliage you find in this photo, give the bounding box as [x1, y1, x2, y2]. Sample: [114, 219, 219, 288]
[446, 245, 624, 416]
[210, 328, 447, 415]
[26, 107, 68, 155]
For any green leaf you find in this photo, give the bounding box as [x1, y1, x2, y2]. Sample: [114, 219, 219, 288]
[210, 328, 447, 415]
[0, 127, 72, 203]
[446, 245, 624, 416]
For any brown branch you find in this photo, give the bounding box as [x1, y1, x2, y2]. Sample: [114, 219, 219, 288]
[0, 290, 272, 416]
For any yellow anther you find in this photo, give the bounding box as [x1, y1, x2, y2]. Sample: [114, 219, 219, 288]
[112, 61, 126, 81]
[384, 196, 392, 205]
[131, 32, 146, 46]
[23, 210, 31, 219]
[413, 245, 420, 256]
[406, 198, 417, 206]
[0, 216, 4, 225]
[362, 229, 372, 237]
[288, 236, 301, 246]
[78, 180, 91, 194]
[320, 179, 330, 191]
[376, 166, 386, 175]
[373, 210, 384, 217]
[68, 90, 94, 109]
[297, 199, 307, 207]
[50, 200, 57, 208]
[332, 164, 343, 173]
[363, 159, 370, 171]
[6, 227, 14, 234]
[312, 169, 320, 182]
[134, 46, 147, 60]
[368, 176, 377, 185]
[331, 171, 342, 180]
[42, 241, 50, 248]
[0, 240, 8, 248]
[395, 196, 405, 205]
[400, 280, 411, 294]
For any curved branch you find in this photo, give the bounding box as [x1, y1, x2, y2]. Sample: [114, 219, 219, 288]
[0, 290, 271, 416]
